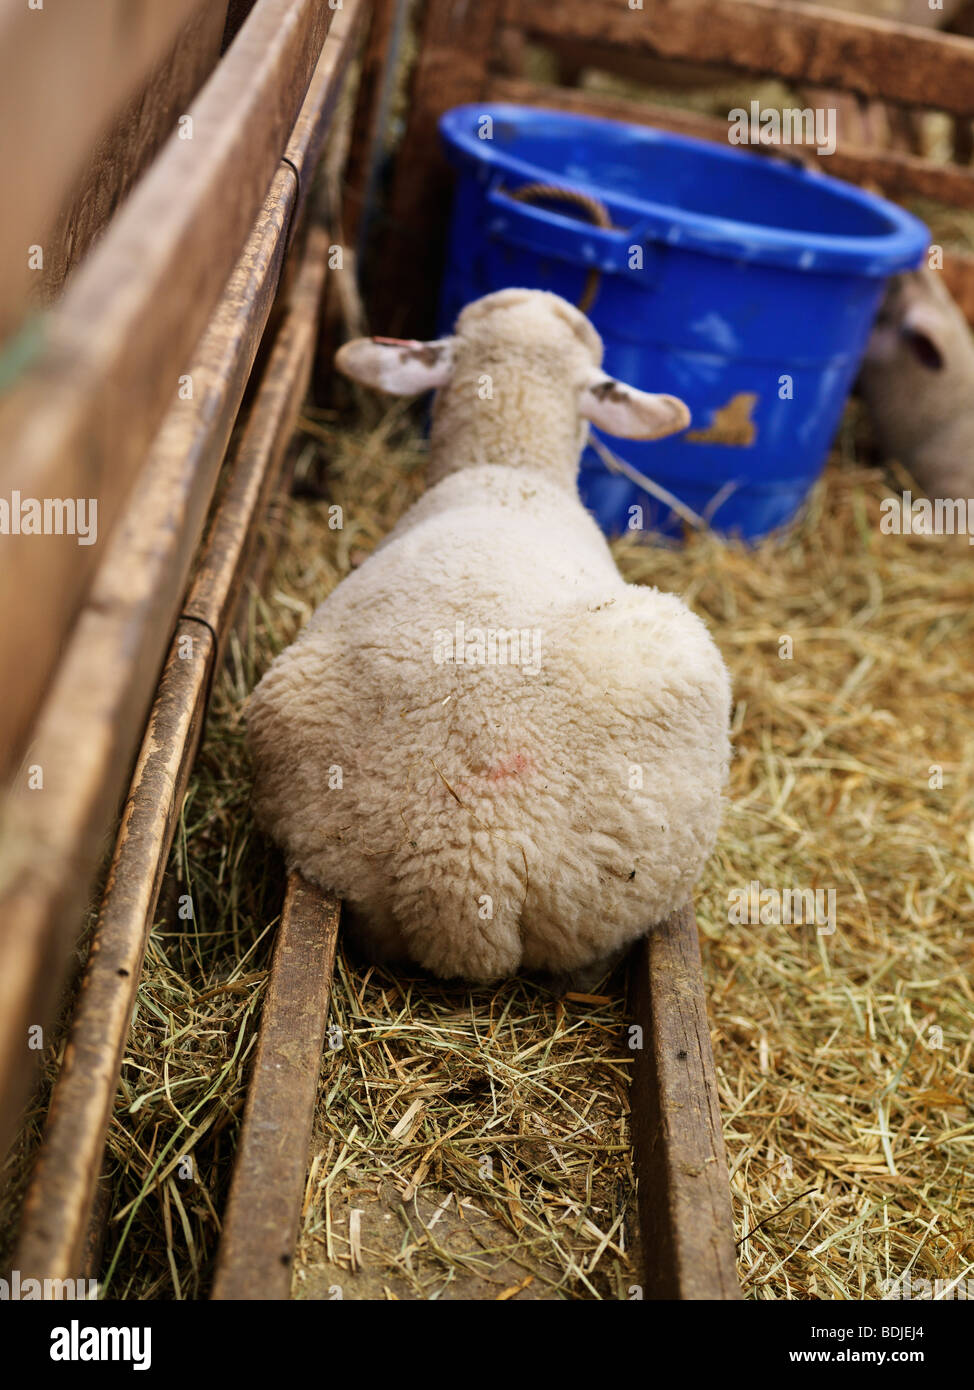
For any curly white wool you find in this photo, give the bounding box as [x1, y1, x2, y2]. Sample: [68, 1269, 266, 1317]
[247, 289, 731, 981]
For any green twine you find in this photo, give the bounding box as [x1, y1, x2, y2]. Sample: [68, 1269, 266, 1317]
[0, 314, 46, 394]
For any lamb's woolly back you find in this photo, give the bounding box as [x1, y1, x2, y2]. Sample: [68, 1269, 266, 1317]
[249, 290, 728, 983]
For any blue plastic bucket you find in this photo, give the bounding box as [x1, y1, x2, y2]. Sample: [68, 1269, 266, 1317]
[437, 104, 929, 539]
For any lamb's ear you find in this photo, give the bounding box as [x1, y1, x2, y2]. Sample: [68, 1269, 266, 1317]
[901, 304, 946, 371]
[580, 369, 691, 440]
[334, 336, 456, 394]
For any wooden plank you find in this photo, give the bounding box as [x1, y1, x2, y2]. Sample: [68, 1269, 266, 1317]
[511, 34, 739, 90]
[377, 0, 505, 332]
[12, 226, 331, 1274]
[0, 0, 206, 349]
[508, 0, 974, 115]
[0, 170, 295, 1165]
[223, 0, 262, 50]
[41, 4, 230, 308]
[285, 0, 369, 229]
[0, 6, 362, 1157]
[185, 225, 331, 649]
[628, 903, 740, 1299]
[490, 76, 974, 211]
[344, 0, 405, 246]
[0, 0, 335, 789]
[210, 874, 341, 1301]
[13, 621, 215, 1285]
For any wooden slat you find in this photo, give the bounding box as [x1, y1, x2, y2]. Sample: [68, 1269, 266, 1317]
[211, 874, 340, 1301]
[0, 172, 294, 1165]
[0, 6, 363, 1161]
[508, 0, 974, 115]
[491, 76, 974, 211]
[0, 0, 335, 788]
[12, 622, 216, 1286]
[629, 903, 740, 1299]
[508, 33, 739, 90]
[184, 226, 332, 648]
[285, 0, 369, 224]
[13, 225, 331, 1277]
[223, 0, 262, 50]
[344, 0, 406, 246]
[41, 4, 230, 308]
[377, 0, 505, 332]
[0, 0, 206, 348]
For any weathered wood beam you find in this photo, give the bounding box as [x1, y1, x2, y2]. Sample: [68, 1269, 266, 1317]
[41, 4, 230, 309]
[0, 0, 362, 1152]
[0, 171, 294, 1167]
[507, 0, 974, 115]
[0, 0, 335, 788]
[344, 0, 405, 247]
[210, 874, 340, 1301]
[490, 77, 974, 212]
[629, 903, 741, 1300]
[12, 225, 330, 1277]
[377, 0, 506, 334]
[286, 0, 369, 230]
[0, 0, 207, 348]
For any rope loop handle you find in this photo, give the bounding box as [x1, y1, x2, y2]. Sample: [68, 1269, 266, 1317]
[501, 181, 614, 314]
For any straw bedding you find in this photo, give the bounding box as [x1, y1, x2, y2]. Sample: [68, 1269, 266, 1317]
[2, 397, 971, 1299]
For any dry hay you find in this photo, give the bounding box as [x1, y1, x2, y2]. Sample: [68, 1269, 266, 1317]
[2, 398, 972, 1300]
[615, 414, 974, 1300]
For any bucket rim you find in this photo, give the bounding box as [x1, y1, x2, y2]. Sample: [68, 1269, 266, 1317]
[439, 103, 930, 277]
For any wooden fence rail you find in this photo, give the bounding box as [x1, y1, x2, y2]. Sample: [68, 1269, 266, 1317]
[0, 0, 364, 1165]
[510, 0, 974, 115]
[0, 0, 335, 789]
[14, 224, 332, 1284]
[0, 0, 210, 349]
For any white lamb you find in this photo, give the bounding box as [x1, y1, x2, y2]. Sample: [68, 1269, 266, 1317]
[859, 267, 974, 500]
[247, 289, 732, 983]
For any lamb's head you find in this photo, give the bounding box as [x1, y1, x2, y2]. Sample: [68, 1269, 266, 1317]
[864, 267, 969, 373]
[334, 288, 690, 487]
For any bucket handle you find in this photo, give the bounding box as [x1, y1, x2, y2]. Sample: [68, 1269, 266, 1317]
[485, 178, 653, 304]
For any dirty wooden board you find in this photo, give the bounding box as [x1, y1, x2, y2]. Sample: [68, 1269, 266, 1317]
[42, 4, 230, 307]
[184, 224, 331, 648]
[378, 0, 505, 332]
[13, 623, 215, 1284]
[285, 0, 367, 222]
[0, 0, 205, 347]
[12, 227, 330, 1275]
[0, 172, 293, 1165]
[490, 77, 974, 214]
[211, 875, 341, 1301]
[0, 0, 334, 788]
[344, 0, 404, 245]
[509, 0, 974, 115]
[629, 902, 740, 1300]
[0, 0, 361, 1153]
